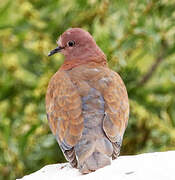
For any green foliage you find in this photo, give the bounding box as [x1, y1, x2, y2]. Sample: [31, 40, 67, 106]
[0, 0, 175, 179]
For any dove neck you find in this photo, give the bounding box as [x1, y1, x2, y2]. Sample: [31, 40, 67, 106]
[60, 55, 107, 71]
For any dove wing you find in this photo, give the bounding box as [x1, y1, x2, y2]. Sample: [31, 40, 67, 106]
[102, 71, 129, 159]
[46, 70, 83, 167]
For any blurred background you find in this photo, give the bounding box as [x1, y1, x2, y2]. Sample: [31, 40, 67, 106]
[0, 0, 175, 179]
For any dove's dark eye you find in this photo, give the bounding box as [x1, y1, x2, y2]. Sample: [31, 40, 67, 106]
[67, 40, 75, 47]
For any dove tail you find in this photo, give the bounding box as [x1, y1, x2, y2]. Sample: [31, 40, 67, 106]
[79, 151, 111, 174]
[74, 87, 113, 173]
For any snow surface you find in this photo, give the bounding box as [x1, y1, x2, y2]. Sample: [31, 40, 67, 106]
[17, 151, 175, 180]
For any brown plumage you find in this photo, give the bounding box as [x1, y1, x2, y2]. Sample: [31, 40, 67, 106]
[46, 28, 129, 173]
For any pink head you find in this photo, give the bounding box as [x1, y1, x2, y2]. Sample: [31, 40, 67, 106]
[48, 28, 106, 66]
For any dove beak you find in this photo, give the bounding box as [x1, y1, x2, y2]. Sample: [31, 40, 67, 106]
[48, 46, 64, 57]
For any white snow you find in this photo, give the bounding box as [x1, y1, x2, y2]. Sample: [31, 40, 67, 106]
[17, 151, 175, 180]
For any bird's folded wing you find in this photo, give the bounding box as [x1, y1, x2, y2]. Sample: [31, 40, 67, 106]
[46, 71, 83, 151]
[102, 71, 129, 143]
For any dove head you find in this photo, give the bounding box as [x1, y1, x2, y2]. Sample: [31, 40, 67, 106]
[48, 28, 107, 70]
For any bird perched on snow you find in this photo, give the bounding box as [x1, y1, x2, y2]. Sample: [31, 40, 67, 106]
[46, 28, 129, 174]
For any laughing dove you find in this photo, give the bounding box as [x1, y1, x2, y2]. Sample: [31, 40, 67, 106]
[46, 28, 129, 174]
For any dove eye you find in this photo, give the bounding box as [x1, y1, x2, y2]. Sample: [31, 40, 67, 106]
[67, 40, 75, 47]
